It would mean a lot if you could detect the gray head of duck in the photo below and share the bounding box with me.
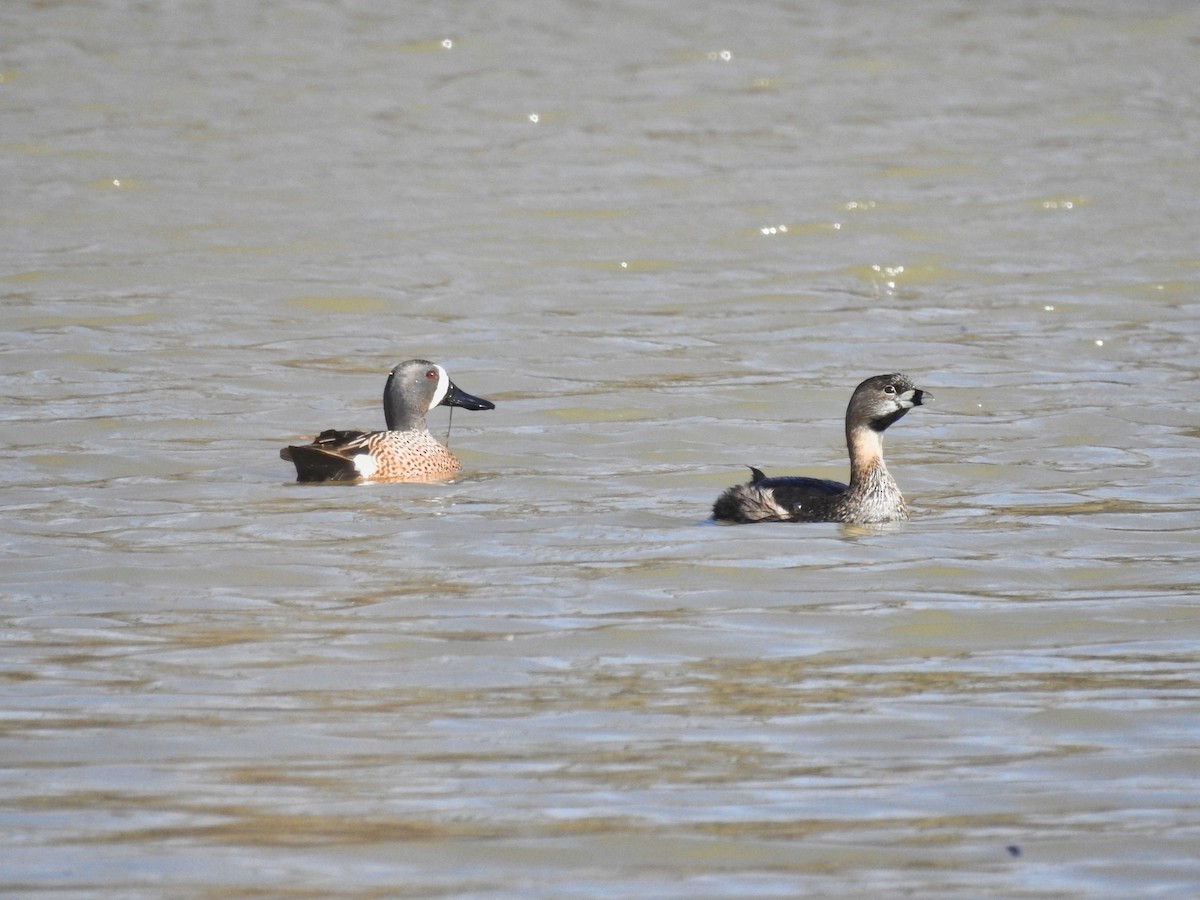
[848,373,930,434]
[383,359,495,431]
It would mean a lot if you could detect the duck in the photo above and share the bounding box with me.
[281,359,495,483]
[712,373,929,524]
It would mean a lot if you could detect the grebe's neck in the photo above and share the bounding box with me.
[846,424,886,485]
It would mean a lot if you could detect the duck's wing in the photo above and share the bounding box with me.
[280,429,373,481]
[311,428,370,447]
[280,429,370,460]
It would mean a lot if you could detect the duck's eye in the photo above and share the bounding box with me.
[883,384,896,395]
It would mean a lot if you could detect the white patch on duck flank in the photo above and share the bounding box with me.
[352,452,379,479]
[428,364,450,411]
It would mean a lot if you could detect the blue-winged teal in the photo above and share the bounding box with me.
[713,373,929,524]
[281,359,495,483]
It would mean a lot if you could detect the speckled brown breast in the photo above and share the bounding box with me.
[359,430,463,482]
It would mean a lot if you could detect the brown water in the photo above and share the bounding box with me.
[4,2,1200,896]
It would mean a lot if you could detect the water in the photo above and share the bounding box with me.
[4,1,1200,896]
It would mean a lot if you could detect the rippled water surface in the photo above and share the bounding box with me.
[4,1,1200,896]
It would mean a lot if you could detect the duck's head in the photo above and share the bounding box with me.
[383,359,495,430]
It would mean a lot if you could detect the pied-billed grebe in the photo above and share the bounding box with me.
[712,373,929,524]
[281,359,495,483]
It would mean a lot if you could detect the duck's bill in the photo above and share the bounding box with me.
[442,382,495,411]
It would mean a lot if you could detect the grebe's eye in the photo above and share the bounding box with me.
[883,384,896,395]
[426,369,438,380]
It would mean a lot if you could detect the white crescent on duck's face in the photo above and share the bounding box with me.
[428,364,450,411]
